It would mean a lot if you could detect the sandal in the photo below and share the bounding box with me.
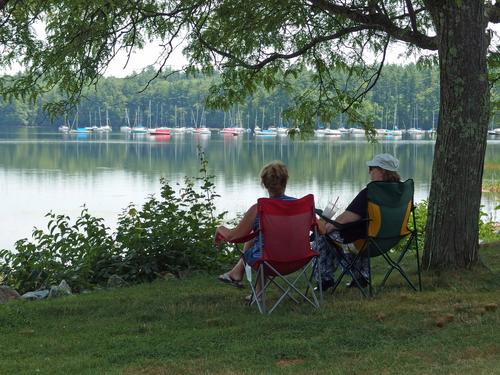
[217,273,243,288]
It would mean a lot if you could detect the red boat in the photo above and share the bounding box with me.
[148,128,171,135]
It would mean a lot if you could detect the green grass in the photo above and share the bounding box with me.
[1,246,500,375]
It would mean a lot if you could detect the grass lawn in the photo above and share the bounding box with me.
[1,245,499,375]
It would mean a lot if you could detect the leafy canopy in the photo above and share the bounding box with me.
[0,1,498,127]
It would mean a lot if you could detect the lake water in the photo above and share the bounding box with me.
[1,127,499,251]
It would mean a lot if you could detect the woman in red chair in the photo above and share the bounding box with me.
[216,160,294,288]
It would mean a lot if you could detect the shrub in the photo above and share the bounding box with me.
[409,200,500,249]
[114,152,235,282]
[0,150,236,293]
[478,203,500,242]
[0,208,116,293]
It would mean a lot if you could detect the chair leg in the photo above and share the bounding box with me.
[331,252,369,297]
[250,265,266,314]
[368,249,373,297]
[305,258,321,303]
[249,259,323,314]
[378,242,418,291]
[265,261,320,313]
[260,266,266,314]
[314,257,323,305]
[414,233,423,291]
[411,210,423,292]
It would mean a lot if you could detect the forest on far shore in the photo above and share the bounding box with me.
[0,63,497,130]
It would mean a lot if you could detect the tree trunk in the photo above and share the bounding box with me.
[423,1,490,269]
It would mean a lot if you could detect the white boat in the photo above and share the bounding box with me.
[121,108,132,132]
[375,128,391,137]
[63,109,82,133]
[171,127,187,133]
[338,127,350,134]
[314,129,326,136]
[129,105,148,133]
[194,127,211,134]
[494,128,500,135]
[97,109,112,132]
[407,127,425,134]
[277,127,289,135]
[324,128,341,137]
[96,125,112,132]
[392,129,403,137]
[231,127,247,134]
[390,105,402,137]
[131,126,148,134]
[348,127,365,136]
[58,113,72,132]
[255,129,277,137]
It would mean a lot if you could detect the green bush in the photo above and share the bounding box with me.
[409,200,500,248]
[0,208,116,293]
[411,200,428,251]
[0,151,237,293]
[114,153,236,283]
[479,203,500,242]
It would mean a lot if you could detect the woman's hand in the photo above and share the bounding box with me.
[325,222,335,233]
[214,225,229,244]
[317,218,327,235]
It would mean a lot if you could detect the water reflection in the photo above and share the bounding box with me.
[0,127,499,250]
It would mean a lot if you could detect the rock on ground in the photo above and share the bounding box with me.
[0,286,20,304]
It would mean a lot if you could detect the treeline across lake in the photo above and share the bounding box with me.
[0,64,495,130]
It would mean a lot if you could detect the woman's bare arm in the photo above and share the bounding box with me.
[323,210,362,233]
[216,204,258,241]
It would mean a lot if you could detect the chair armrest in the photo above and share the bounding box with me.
[331,218,370,230]
[215,231,258,244]
[316,208,367,228]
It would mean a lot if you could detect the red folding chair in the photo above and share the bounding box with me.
[221,194,322,314]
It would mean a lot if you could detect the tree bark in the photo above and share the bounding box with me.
[423,1,490,269]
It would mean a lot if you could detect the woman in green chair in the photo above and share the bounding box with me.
[316,153,401,291]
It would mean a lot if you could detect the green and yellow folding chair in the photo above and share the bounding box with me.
[327,179,422,296]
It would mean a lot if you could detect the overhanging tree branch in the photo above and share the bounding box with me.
[348,34,390,109]
[196,25,375,70]
[309,0,437,50]
[405,0,418,33]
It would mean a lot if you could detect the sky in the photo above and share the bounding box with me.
[101,24,499,78]
[2,23,498,78]
[104,41,188,77]
[104,40,424,78]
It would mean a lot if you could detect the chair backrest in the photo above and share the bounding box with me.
[256,194,318,275]
[365,179,415,256]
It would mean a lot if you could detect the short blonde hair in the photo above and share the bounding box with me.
[260,161,288,195]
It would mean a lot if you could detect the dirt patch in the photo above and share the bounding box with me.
[461,346,500,360]
[276,359,306,367]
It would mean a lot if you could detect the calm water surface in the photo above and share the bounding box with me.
[1,127,499,250]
